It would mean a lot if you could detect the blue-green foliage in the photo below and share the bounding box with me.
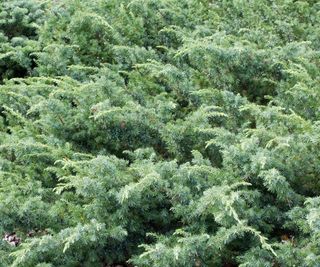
[0,0,320,266]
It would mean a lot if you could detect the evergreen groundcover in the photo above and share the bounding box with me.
[1,0,320,266]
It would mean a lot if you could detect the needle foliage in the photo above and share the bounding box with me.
[1,0,320,266]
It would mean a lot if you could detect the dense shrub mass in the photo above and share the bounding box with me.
[1,0,320,266]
